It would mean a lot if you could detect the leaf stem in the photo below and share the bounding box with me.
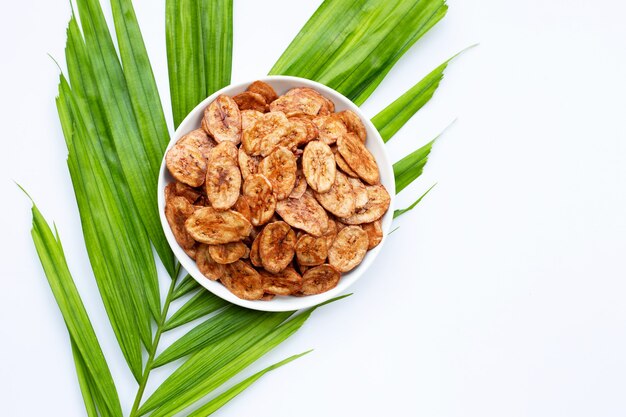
[129,275,179,417]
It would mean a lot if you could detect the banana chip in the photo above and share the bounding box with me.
[242,174,276,226]
[196,244,225,280]
[259,147,297,200]
[165,129,215,187]
[295,234,328,266]
[289,168,307,199]
[203,95,242,144]
[275,190,329,237]
[165,196,198,254]
[242,111,289,155]
[337,133,380,185]
[337,110,366,142]
[300,264,341,295]
[246,80,278,104]
[328,226,368,272]
[289,116,318,143]
[286,87,334,115]
[233,91,267,112]
[249,232,263,267]
[313,170,355,218]
[221,260,264,300]
[241,110,264,132]
[259,221,296,273]
[185,207,252,244]
[205,143,241,210]
[232,196,253,223]
[312,115,347,145]
[333,146,358,177]
[339,184,390,225]
[209,241,248,264]
[261,267,302,296]
[270,92,323,117]
[165,181,203,204]
[238,147,261,180]
[347,176,368,209]
[362,220,383,250]
[302,140,336,193]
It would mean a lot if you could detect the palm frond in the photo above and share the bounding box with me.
[394,184,436,219]
[270,0,447,105]
[394,138,436,194]
[172,274,202,300]
[163,291,228,331]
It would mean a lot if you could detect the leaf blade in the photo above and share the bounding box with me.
[394,184,436,219]
[164,290,228,331]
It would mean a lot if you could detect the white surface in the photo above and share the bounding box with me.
[1,0,625,416]
[159,75,395,312]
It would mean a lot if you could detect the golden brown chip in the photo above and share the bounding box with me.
[259,293,276,301]
[242,111,290,155]
[289,168,307,199]
[165,196,197,254]
[300,264,341,295]
[259,147,297,200]
[246,80,278,104]
[203,95,242,144]
[238,147,261,180]
[313,170,356,218]
[295,234,328,266]
[269,92,323,117]
[205,144,241,210]
[362,220,383,250]
[339,184,390,225]
[323,218,338,249]
[288,116,318,143]
[249,232,263,267]
[242,174,276,226]
[232,196,253,223]
[259,221,296,274]
[347,176,368,209]
[210,140,238,161]
[337,133,380,185]
[209,241,248,264]
[275,190,329,237]
[241,110,264,132]
[165,181,203,204]
[260,267,302,296]
[302,141,336,193]
[327,226,368,272]
[196,244,225,280]
[185,207,252,244]
[221,260,264,300]
[337,110,366,142]
[233,91,267,112]
[333,146,358,177]
[285,87,334,115]
[276,122,308,152]
[165,129,215,187]
[312,115,347,145]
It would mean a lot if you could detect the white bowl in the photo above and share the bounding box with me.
[158,76,395,312]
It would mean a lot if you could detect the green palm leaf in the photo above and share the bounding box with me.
[27,198,122,417]
[172,274,202,300]
[394,138,436,194]
[271,0,447,105]
[394,184,436,219]
[163,290,228,331]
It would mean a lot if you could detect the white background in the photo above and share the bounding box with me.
[1,0,625,416]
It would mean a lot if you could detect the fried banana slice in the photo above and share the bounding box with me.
[337,133,380,185]
[233,91,267,112]
[196,244,224,280]
[209,241,248,264]
[347,176,368,209]
[289,115,318,143]
[275,190,329,237]
[270,91,323,117]
[289,168,307,199]
[328,226,368,272]
[312,115,347,145]
[203,95,242,144]
[295,234,328,266]
[333,146,358,177]
[300,264,340,295]
[242,111,289,155]
[238,147,261,180]
[165,195,198,254]
[259,221,296,274]
[165,129,215,187]
[185,207,252,244]
[246,80,278,104]
[249,232,263,267]
[232,195,253,223]
[260,267,302,296]
[337,110,366,142]
[302,141,336,193]
[323,218,338,249]
[241,109,264,132]
[165,181,203,204]
[205,143,241,210]
[243,174,276,226]
[259,146,297,200]
[339,184,390,225]
[362,220,383,250]
[313,170,356,218]
[221,260,264,300]
[285,87,334,115]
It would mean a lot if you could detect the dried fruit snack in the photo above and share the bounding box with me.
[164,80,390,300]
